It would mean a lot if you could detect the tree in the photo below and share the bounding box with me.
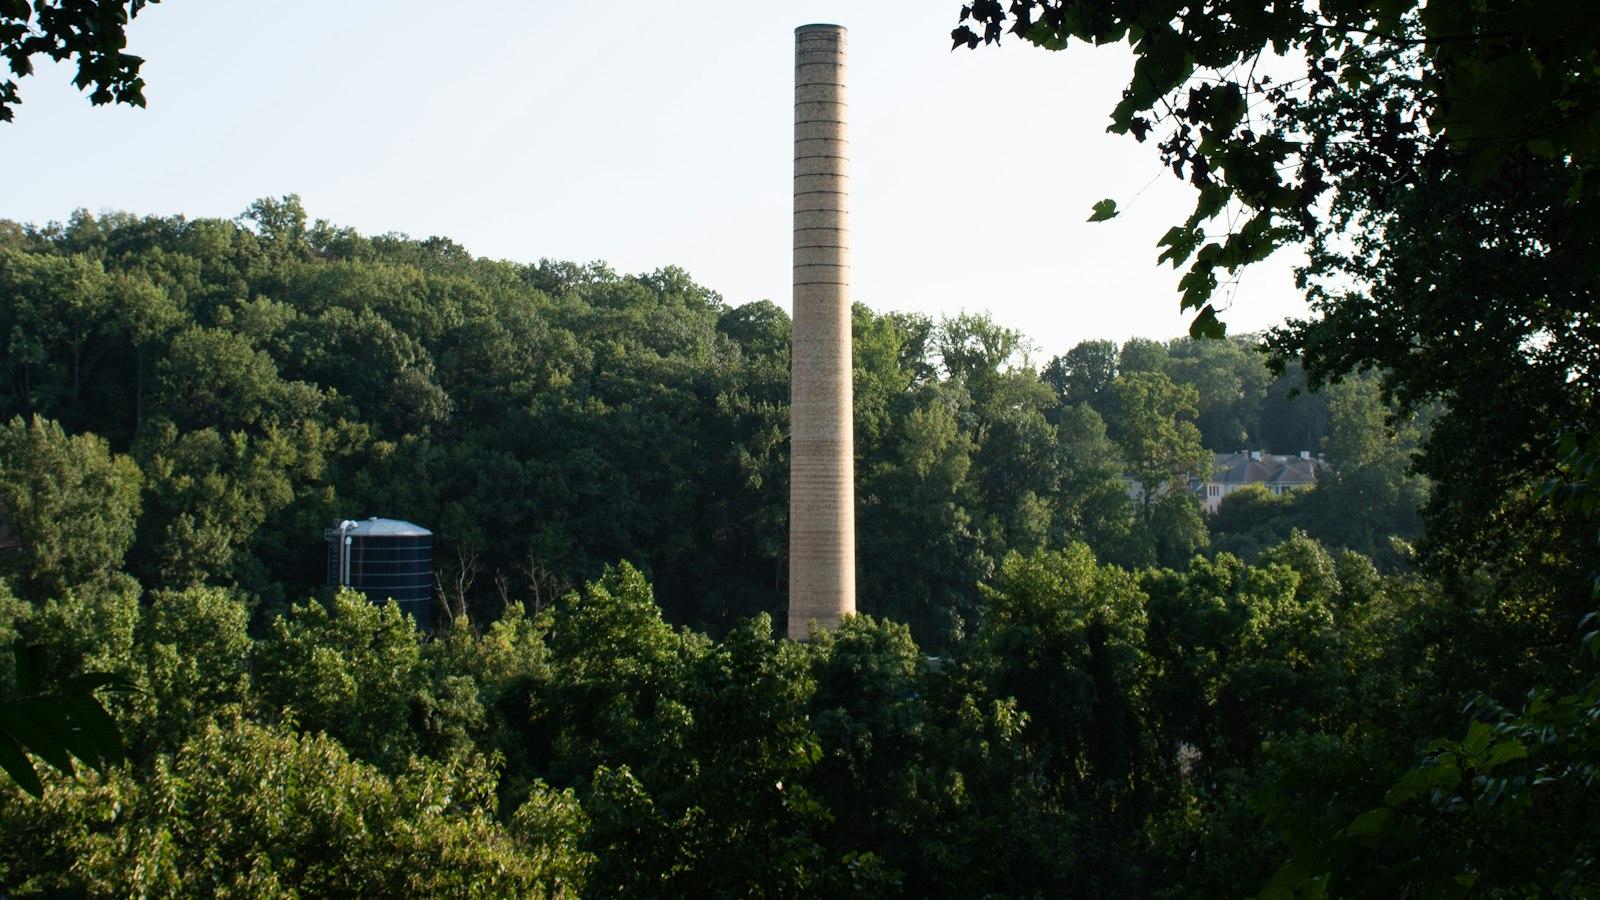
[532,562,691,787]
[0,719,588,896]
[979,546,1147,786]
[857,381,984,646]
[254,589,426,767]
[1106,371,1208,520]
[974,545,1149,896]
[0,0,162,123]
[1209,483,1303,562]
[1274,159,1594,603]
[1207,377,1428,570]
[128,585,251,756]
[968,369,1060,558]
[1052,401,1136,560]
[806,614,925,856]
[1118,337,1168,376]
[11,196,1563,892]
[1145,490,1209,569]
[636,614,829,897]
[953,1,1600,336]
[951,19,1598,887]
[951,0,1598,593]
[0,250,116,431]
[0,415,140,603]
[422,601,553,783]
[934,311,1025,393]
[1165,337,1271,451]
[1258,361,1333,455]
[1137,538,1384,895]
[1301,378,1425,567]
[1042,339,1118,415]
[131,422,311,591]
[1261,415,1600,899]
[153,327,304,433]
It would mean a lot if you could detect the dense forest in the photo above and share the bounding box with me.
[0,199,1426,639]
[0,199,1586,896]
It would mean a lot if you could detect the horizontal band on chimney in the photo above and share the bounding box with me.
[794,138,848,153]
[793,226,849,238]
[795,83,847,101]
[793,209,847,231]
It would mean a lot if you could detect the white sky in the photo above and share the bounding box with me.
[3,0,1309,357]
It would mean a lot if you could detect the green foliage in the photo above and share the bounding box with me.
[1106,370,1208,516]
[255,589,424,767]
[1165,337,1272,451]
[1305,380,1426,568]
[953,0,1597,626]
[583,614,833,897]
[0,415,140,602]
[1051,401,1137,561]
[1042,338,1118,414]
[1211,484,1303,561]
[0,719,585,896]
[422,603,553,779]
[1144,491,1210,570]
[0,644,131,798]
[20,576,140,680]
[1263,692,1600,898]
[0,1,163,123]
[1264,425,1600,897]
[128,585,250,755]
[1201,375,1427,570]
[807,614,924,835]
[978,546,1147,791]
[1118,337,1170,376]
[0,199,1535,893]
[1,203,1437,647]
[535,562,691,785]
[959,0,1597,331]
[133,422,311,591]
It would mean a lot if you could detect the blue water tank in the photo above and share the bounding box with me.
[325,518,434,629]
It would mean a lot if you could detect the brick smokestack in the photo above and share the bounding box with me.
[789,23,855,639]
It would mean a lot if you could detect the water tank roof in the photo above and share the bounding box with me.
[340,517,432,537]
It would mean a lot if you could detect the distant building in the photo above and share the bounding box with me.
[1196,450,1330,513]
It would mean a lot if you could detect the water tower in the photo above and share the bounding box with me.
[325,517,434,629]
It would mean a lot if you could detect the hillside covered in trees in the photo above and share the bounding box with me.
[0,201,1588,895]
[0,199,1424,641]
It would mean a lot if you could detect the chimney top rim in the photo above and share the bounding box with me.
[796,23,847,33]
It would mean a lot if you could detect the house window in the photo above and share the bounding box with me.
[1208,485,1220,497]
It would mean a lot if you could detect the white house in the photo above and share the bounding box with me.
[1195,450,1330,513]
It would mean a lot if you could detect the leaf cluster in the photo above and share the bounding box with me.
[0,0,159,122]
[0,644,130,797]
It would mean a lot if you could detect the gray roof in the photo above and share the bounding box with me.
[338,517,432,537]
[1209,452,1329,486]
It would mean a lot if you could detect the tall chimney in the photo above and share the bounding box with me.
[789,24,855,639]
